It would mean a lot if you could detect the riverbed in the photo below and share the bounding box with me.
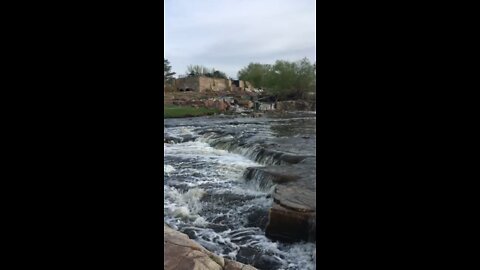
[164,112,316,270]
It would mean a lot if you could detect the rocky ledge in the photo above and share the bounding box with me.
[164,224,257,270]
[266,184,316,242]
[244,165,316,243]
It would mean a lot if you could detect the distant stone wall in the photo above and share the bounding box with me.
[232,80,253,91]
[198,77,230,92]
[175,76,231,92]
[175,77,200,91]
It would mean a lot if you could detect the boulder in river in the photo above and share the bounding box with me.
[266,185,316,242]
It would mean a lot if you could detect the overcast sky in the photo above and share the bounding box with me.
[165,0,315,79]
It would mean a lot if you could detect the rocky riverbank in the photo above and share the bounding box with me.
[165,224,257,270]
[164,90,315,118]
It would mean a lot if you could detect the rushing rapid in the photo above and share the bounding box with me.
[164,113,316,270]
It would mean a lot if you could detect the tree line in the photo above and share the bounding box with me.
[164,59,229,81]
[238,58,316,100]
[186,65,228,79]
[164,57,316,100]
[164,58,176,83]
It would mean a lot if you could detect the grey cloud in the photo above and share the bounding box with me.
[165,0,315,78]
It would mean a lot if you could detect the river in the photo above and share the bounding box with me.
[164,112,316,270]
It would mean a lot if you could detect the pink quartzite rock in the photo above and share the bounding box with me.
[266,185,316,242]
[164,224,258,270]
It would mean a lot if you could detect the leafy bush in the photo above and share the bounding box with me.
[238,58,316,100]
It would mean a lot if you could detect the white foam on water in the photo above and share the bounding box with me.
[164,186,206,223]
[192,227,241,259]
[172,206,191,218]
[226,185,272,197]
[164,139,262,189]
[164,164,175,174]
[183,188,206,213]
[277,242,316,270]
[190,226,315,270]
[165,140,237,159]
[193,216,207,226]
[165,126,196,137]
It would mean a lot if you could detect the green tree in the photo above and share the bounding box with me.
[267,60,298,99]
[237,58,315,100]
[186,65,228,79]
[211,70,227,79]
[292,58,316,99]
[187,65,209,76]
[164,58,176,83]
[238,63,271,88]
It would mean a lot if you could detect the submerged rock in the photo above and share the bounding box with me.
[253,255,284,270]
[246,208,270,230]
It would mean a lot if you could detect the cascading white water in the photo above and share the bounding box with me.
[164,116,316,270]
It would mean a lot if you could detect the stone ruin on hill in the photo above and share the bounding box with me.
[172,76,253,92]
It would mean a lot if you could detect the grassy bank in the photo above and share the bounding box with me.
[164,105,219,118]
